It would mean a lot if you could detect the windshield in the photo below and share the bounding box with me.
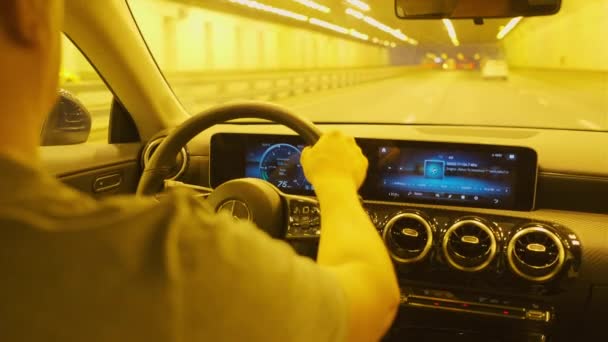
[127,0,608,131]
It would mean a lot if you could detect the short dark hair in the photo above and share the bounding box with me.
[0,0,26,44]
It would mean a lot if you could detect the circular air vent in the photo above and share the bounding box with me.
[383,213,433,263]
[442,219,497,272]
[507,226,566,282]
[141,137,188,180]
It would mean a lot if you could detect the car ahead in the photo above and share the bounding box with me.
[442,58,457,70]
[482,59,510,80]
[23,0,608,341]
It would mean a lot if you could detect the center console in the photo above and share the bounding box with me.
[285,198,582,341]
[209,133,584,341]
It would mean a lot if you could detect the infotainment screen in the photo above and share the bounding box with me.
[210,134,538,211]
[361,142,537,210]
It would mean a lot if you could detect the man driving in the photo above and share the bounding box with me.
[0,0,399,341]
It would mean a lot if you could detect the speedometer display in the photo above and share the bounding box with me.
[259,144,306,189]
[250,143,310,191]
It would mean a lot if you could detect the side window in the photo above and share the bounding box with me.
[43,35,112,145]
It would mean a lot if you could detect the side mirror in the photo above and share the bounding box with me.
[40,89,92,146]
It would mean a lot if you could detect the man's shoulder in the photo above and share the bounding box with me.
[0,174,213,235]
[90,187,221,233]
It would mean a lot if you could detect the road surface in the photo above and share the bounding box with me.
[84,69,608,142]
[275,69,608,131]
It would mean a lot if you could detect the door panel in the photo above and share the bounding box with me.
[41,143,142,198]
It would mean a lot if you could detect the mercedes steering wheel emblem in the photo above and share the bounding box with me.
[218,199,252,221]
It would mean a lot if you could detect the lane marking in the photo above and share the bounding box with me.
[403,114,417,123]
[578,119,602,130]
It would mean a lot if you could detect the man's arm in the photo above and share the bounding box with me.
[302,131,400,342]
[172,196,350,342]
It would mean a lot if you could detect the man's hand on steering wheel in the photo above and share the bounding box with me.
[301,130,368,192]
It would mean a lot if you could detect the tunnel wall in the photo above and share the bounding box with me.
[503,0,608,71]
[62,0,391,75]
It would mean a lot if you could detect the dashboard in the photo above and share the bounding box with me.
[210,133,538,210]
[177,125,608,342]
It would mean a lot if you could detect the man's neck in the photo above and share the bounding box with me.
[0,144,40,169]
[0,105,42,169]
[0,41,51,169]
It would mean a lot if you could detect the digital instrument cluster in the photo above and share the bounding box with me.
[244,142,313,192]
[210,133,538,211]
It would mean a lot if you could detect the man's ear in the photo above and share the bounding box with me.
[11,0,49,47]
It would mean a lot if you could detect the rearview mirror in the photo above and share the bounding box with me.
[40,89,92,146]
[395,0,561,19]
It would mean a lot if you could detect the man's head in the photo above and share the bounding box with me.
[0,0,63,159]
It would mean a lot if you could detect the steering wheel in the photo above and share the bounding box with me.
[137,101,322,239]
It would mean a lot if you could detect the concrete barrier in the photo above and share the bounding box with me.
[60,65,419,142]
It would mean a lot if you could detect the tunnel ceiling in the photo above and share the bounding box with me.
[322,0,512,45]
[182,0,513,46]
[394,17,512,44]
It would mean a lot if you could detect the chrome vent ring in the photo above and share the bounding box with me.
[383,213,433,264]
[507,226,566,282]
[443,219,497,272]
[142,137,188,180]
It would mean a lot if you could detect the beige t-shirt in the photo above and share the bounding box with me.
[0,156,347,341]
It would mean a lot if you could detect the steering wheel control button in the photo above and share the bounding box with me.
[287,198,321,238]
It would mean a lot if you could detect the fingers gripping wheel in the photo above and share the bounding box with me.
[136,101,322,238]
[300,132,368,190]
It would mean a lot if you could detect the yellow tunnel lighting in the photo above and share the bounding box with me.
[345,7,365,19]
[364,16,395,36]
[309,17,349,34]
[393,29,407,41]
[349,29,369,41]
[230,0,372,44]
[346,0,371,11]
[497,16,523,39]
[369,39,396,47]
[292,0,331,14]
[229,0,308,21]
[345,8,416,44]
[442,18,460,46]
